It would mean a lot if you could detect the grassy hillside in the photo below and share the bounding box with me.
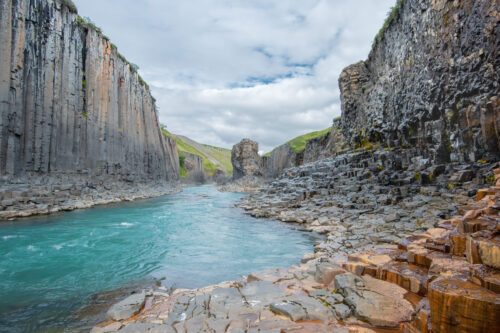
[263,127,332,156]
[162,128,232,177]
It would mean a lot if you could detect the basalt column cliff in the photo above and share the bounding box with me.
[340,0,499,163]
[0,0,180,218]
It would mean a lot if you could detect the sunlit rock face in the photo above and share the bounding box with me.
[340,0,500,164]
[0,0,179,182]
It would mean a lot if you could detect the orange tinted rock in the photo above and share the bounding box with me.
[466,233,500,269]
[407,246,451,268]
[428,278,500,333]
[463,218,494,233]
[398,234,430,251]
[470,265,500,294]
[377,262,428,295]
[410,298,431,333]
[449,231,467,256]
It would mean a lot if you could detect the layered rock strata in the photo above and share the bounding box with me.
[339,0,500,163]
[0,0,179,218]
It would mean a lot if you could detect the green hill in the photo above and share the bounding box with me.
[161,127,232,178]
[263,127,332,156]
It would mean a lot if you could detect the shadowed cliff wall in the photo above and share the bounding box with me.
[0,0,179,182]
[340,0,499,164]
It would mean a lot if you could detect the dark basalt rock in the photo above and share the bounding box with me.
[339,0,500,164]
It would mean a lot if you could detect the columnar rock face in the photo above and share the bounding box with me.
[262,144,299,179]
[340,0,499,164]
[0,0,179,182]
[231,139,262,180]
[263,121,345,179]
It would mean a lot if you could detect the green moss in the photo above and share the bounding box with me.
[485,174,495,184]
[180,166,187,178]
[447,183,454,190]
[429,173,435,182]
[378,165,385,171]
[82,113,89,119]
[414,172,421,181]
[82,80,86,88]
[477,159,488,164]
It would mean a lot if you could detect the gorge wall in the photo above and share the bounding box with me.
[0,0,179,183]
[340,0,499,164]
[261,120,344,179]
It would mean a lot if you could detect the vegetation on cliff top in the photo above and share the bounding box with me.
[162,128,232,177]
[61,0,78,13]
[75,12,153,99]
[263,127,332,156]
[371,0,405,51]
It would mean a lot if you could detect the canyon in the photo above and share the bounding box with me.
[93,0,500,332]
[0,0,499,332]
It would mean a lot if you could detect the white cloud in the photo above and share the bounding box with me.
[73,0,394,152]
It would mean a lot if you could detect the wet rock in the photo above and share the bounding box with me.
[107,292,146,321]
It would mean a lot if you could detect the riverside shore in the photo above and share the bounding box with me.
[91,153,500,332]
[0,177,181,221]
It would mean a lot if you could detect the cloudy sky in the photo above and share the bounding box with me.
[73,0,394,152]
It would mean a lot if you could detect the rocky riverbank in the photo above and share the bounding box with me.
[91,156,499,332]
[0,176,180,220]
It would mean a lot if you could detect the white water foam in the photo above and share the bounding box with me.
[120,222,134,227]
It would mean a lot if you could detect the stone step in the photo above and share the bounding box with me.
[428,278,500,333]
[376,262,428,296]
[470,265,500,294]
[466,232,500,269]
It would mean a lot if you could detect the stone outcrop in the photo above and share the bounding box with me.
[0,0,179,218]
[339,0,499,164]
[231,138,262,179]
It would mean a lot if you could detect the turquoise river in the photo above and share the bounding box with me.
[0,185,318,332]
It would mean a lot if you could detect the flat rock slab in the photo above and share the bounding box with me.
[107,292,146,321]
[270,296,335,322]
[334,274,413,327]
[118,323,175,333]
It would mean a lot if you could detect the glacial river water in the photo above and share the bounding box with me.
[0,185,318,332]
